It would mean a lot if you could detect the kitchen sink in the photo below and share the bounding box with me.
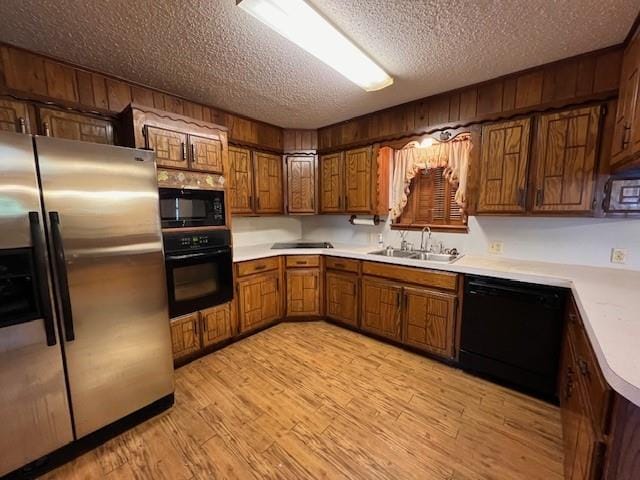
[368,249,460,263]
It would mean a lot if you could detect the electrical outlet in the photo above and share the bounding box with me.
[489,241,504,255]
[611,248,627,264]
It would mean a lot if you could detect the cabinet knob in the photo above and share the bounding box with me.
[181,142,187,161]
[18,117,27,134]
[42,122,51,137]
[191,143,196,162]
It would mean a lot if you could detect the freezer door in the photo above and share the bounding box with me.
[35,136,174,438]
[0,131,73,476]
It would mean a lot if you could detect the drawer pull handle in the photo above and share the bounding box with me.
[295,260,306,265]
[578,358,590,377]
[333,263,346,268]
[254,265,267,271]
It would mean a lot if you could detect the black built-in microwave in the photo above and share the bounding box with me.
[159,188,225,228]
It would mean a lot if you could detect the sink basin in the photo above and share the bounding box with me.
[368,249,418,258]
[368,249,460,263]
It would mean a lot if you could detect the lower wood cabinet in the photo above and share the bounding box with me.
[286,268,321,317]
[361,277,402,340]
[237,270,281,333]
[170,312,201,361]
[200,303,235,347]
[402,287,456,358]
[325,271,358,326]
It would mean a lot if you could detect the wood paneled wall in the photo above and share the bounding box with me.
[283,129,318,152]
[0,43,283,151]
[317,47,623,151]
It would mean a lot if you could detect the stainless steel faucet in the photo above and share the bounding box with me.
[420,226,432,252]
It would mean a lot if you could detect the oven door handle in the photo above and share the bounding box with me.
[165,248,230,261]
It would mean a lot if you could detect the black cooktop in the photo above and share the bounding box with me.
[271,242,334,249]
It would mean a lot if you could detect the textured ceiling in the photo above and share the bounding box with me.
[0,0,636,128]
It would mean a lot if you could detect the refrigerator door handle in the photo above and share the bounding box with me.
[28,211,57,346]
[49,211,75,342]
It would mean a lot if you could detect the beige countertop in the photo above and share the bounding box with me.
[233,242,640,408]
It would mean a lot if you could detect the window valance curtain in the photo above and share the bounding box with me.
[389,134,472,220]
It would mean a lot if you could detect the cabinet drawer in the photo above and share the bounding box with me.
[237,257,280,277]
[326,256,360,273]
[567,301,612,435]
[362,261,458,292]
[285,255,320,268]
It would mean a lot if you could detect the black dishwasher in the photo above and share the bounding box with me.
[460,275,567,400]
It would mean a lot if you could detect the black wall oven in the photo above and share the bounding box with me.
[163,230,233,318]
[159,187,225,228]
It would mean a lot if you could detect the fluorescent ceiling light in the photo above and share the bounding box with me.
[237,0,393,92]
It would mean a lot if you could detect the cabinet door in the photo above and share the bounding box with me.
[345,146,373,213]
[254,152,284,214]
[532,106,602,213]
[39,107,114,144]
[237,271,281,333]
[402,287,456,359]
[611,36,640,167]
[286,154,316,213]
[559,333,581,480]
[320,152,344,212]
[0,98,31,133]
[200,303,235,347]
[286,268,320,316]
[189,134,224,173]
[170,312,201,361]
[326,271,358,326]
[228,145,254,214]
[361,277,402,340]
[145,125,188,169]
[478,118,531,213]
[570,386,604,480]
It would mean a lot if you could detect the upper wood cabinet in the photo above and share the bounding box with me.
[610,29,640,171]
[344,146,374,212]
[477,118,531,213]
[254,152,284,214]
[320,152,344,212]
[361,277,402,341]
[286,154,316,214]
[121,104,228,174]
[190,134,224,173]
[531,106,602,213]
[39,107,115,144]
[228,145,254,214]
[402,287,456,359]
[319,146,388,215]
[0,98,31,133]
[145,126,188,169]
[325,271,358,327]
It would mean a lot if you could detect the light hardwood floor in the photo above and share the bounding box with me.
[43,322,564,480]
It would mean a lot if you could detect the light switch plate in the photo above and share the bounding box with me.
[611,248,627,264]
[489,241,504,254]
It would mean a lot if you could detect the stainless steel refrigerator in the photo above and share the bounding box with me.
[0,131,174,476]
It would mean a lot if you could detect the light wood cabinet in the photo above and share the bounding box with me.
[228,145,254,214]
[477,118,531,213]
[190,134,224,173]
[361,277,402,340]
[39,107,115,144]
[286,268,321,317]
[254,151,284,214]
[200,303,235,347]
[286,154,316,214]
[170,312,201,361]
[0,97,31,133]
[531,106,602,213]
[402,287,456,359]
[320,152,344,212]
[325,271,358,327]
[122,103,228,174]
[611,29,640,171]
[344,146,373,212]
[145,125,188,169]
[237,271,281,333]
